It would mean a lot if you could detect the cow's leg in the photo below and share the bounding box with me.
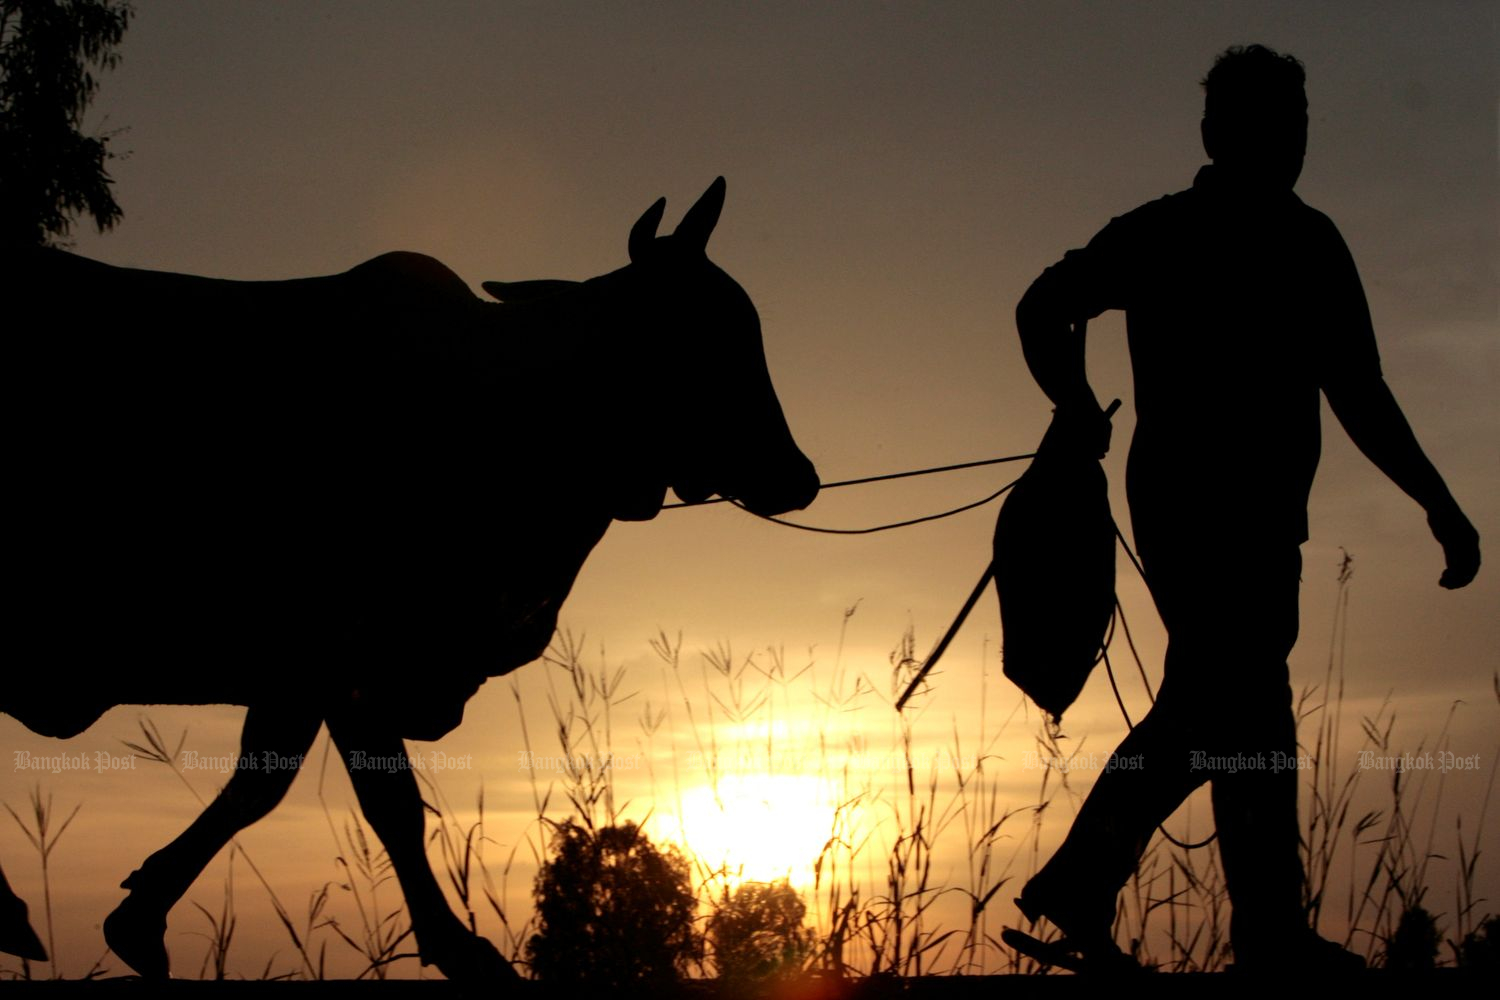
[102,705,321,978]
[0,862,48,961]
[325,711,515,981]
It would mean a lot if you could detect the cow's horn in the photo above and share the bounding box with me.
[673,177,726,253]
[629,197,667,263]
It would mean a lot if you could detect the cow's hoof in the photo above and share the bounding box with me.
[103,896,169,978]
[0,893,47,961]
[420,928,519,982]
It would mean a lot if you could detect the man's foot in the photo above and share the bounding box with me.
[1004,926,1144,974]
[1015,880,1117,945]
[1229,930,1366,975]
[1011,891,1141,973]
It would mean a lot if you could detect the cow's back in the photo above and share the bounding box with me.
[8,248,539,714]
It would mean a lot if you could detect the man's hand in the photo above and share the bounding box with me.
[1050,399,1118,461]
[1324,376,1478,589]
[1428,502,1480,589]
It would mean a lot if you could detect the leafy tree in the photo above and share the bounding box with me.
[708,878,815,984]
[526,820,702,986]
[0,0,132,246]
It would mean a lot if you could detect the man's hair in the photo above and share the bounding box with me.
[1202,44,1306,118]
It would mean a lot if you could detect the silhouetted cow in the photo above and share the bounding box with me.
[1,179,818,979]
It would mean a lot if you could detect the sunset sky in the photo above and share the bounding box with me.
[3,0,1495,979]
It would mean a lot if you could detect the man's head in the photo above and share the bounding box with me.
[1200,45,1308,192]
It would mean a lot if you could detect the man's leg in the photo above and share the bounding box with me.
[1016,522,1215,951]
[1200,545,1307,959]
[1203,548,1360,969]
[1017,644,1214,946]
[1212,714,1305,961]
[1016,534,1306,958]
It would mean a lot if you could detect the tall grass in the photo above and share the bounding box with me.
[2,559,1492,980]
[495,557,1493,977]
[3,787,85,980]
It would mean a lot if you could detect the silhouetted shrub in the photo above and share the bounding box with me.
[526,820,701,986]
[1458,914,1498,968]
[708,878,814,984]
[1385,905,1440,970]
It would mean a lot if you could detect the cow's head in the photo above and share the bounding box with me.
[486,179,819,522]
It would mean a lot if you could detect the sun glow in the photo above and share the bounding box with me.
[658,773,846,889]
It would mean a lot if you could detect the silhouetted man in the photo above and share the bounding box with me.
[1011,45,1480,972]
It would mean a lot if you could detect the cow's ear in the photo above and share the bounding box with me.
[673,177,725,253]
[629,197,667,263]
[482,279,582,303]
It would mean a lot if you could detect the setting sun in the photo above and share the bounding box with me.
[657,773,848,889]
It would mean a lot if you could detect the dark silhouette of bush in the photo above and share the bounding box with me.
[1385,905,1440,970]
[0,0,132,246]
[526,820,701,986]
[708,878,814,984]
[1457,914,1498,968]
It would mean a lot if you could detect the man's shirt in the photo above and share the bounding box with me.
[1025,165,1384,544]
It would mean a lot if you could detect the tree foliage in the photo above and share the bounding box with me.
[708,878,815,984]
[1,0,132,246]
[526,820,702,986]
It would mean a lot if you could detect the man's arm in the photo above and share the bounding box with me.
[1323,375,1480,588]
[1015,259,1112,457]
